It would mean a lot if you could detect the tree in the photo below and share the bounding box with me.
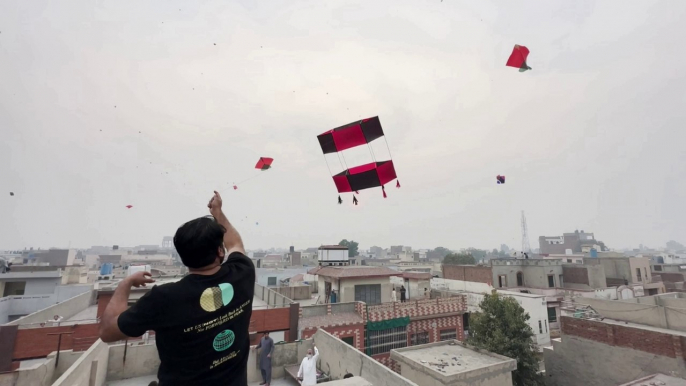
[468,293,545,386]
[428,246,452,260]
[667,240,685,251]
[443,253,475,265]
[338,239,359,257]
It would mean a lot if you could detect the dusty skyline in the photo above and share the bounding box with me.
[1,0,685,251]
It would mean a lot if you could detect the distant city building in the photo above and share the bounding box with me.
[539,230,606,255]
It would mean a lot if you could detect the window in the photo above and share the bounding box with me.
[366,326,407,355]
[516,272,523,286]
[547,275,555,288]
[548,307,557,322]
[498,275,507,288]
[341,336,354,346]
[566,259,572,263]
[559,275,564,287]
[539,320,542,334]
[355,284,382,305]
[3,281,26,296]
[644,268,648,281]
[545,320,548,333]
[636,268,642,282]
[440,329,457,341]
[267,277,277,286]
[410,331,430,346]
[654,265,662,271]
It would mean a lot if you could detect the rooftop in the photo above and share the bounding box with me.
[402,271,432,280]
[319,245,348,250]
[315,266,402,279]
[300,312,364,330]
[618,373,686,386]
[391,341,516,383]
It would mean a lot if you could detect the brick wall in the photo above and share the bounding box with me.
[563,266,590,285]
[366,297,466,322]
[657,272,686,283]
[301,323,365,351]
[408,315,464,343]
[441,265,492,285]
[13,323,100,360]
[249,308,291,333]
[561,316,686,359]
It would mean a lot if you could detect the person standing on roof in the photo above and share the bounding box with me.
[297,345,319,386]
[400,285,407,302]
[99,191,255,386]
[391,287,397,302]
[255,331,274,386]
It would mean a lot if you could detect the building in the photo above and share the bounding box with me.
[390,272,432,301]
[391,340,517,386]
[539,230,603,255]
[25,249,77,266]
[315,266,402,304]
[545,293,686,385]
[432,284,552,348]
[318,245,349,266]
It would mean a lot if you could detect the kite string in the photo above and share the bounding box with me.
[233,172,266,186]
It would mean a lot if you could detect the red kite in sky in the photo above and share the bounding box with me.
[506,45,532,72]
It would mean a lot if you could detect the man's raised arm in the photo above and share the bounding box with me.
[208,191,245,256]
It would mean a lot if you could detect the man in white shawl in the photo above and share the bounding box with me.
[297,345,319,386]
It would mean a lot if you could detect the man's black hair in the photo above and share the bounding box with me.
[343,373,353,379]
[173,216,226,269]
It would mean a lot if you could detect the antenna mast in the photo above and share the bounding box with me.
[521,210,531,253]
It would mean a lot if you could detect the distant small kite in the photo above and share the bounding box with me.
[506,45,532,72]
[9,192,14,196]
[125,205,133,209]
[497,175,506,184]
[233,185,238,190]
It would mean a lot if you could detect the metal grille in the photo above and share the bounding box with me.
[366,326,407,355]
[440,329,457,341]
[410,331,429,346]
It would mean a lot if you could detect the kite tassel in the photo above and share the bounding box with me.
[396,180,401,189]
[382,186,387,199]
[353,196,358,205]
[338,195,342,205]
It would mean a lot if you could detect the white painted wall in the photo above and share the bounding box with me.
[431,278,494,294]
[318,249,348,262]
[498,290,551,347]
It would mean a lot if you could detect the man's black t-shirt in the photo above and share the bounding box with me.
[118,252,255,386]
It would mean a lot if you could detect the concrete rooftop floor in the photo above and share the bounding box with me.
[397,343,506,376]
[106,375,299,386]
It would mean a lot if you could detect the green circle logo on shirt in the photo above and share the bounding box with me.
[200,283,234,312]
[213,330,235,352]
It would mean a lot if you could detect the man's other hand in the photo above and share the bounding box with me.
[208,191,223,217]
[127,272,155,288]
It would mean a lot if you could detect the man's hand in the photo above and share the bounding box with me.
[126,272,155,288]
[267,354,271,358]
[208,191,223,217]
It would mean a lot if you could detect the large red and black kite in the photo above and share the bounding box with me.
[317,116,400,205]
[506,45,532,72]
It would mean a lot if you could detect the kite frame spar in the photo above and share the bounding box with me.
[317,116,400,204]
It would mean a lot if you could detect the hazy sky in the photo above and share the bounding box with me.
[1,0,685,252]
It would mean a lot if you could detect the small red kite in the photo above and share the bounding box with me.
[255,157,273,171]
[506,45,532,72]
[125,205,133,209]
